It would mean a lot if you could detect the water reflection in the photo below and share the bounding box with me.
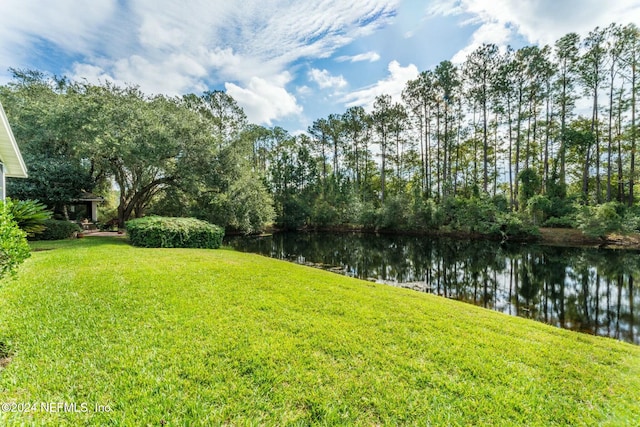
[226,232,639,344]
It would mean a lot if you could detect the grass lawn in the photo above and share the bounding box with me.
[0,237,638,426]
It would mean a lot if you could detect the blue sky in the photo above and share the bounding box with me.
[2,0,640,133]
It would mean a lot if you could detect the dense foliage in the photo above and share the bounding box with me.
[31,219,82,241]
[0,201,30,281]
[126,216,224,249]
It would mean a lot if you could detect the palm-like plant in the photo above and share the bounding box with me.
[5,199,52,237]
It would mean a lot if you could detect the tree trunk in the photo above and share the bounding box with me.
[559,63,568,188]
[593,85,601,204]
[381,130,387,204]
[514,87,523,210]
[507,97,514,207]
[443,103,449,198]
[436,104,441,198]
[425,104,431,198]
[582,144,592,203]
[607,65,616,201]
[617,86,625,202]
[630,62,637,206]
[544,84,551,193]
[482,86,489,194]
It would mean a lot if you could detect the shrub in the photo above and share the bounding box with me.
[489,212,540,240]
[575,202,626,239]
[409,197,443,230]
[126,216,224,249]
[359,202,379,230]
[309,197,340,228]
[442,197,497,234]
[543,216,576,228]
[32,219,82,240]
[518,168,541,209]
[378,195,409,230]
[337,192,362,226]
[526,195,552,226]
[6,198,52,236]
[0,202,30,281]
[491,194,510,213]
[622,210,640,233]
[438,196,539,240]
[226,176,275,234]
[279,196,309,230]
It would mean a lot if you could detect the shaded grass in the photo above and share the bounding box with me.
[0,237,638,425]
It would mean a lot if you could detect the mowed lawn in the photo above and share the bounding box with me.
[0,237,638,426]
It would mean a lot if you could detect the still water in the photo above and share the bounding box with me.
[226,232,639,344]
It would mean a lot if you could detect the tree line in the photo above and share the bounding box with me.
[258,22,640,234]
[1,22,639,237]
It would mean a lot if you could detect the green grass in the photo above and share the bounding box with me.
[0,237,638,426]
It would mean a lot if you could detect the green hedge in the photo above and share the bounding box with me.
[126,216,224,249]
[31,219,82,241]
[0,203,31,280]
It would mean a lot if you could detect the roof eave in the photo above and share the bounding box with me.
[0,101,28,178]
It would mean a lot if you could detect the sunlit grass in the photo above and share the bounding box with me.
[0,237,638,425]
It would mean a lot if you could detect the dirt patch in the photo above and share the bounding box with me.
[83,231,127,238]
[0,357,11,369]
[539,228,640,250]
[603,232,640,249]
[539,228,602,247]
[0,341,11,369]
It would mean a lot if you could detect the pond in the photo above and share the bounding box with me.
[226,232,640,345]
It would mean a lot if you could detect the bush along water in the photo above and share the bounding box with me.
[348,195,540,241]
[126,216,224,249]
[575,202,640,239]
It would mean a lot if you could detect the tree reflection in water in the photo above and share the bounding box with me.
[227,232,639,344]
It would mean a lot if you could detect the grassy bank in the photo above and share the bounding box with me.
[0,237,638,425]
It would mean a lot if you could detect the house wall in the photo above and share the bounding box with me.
[0,161,5,201]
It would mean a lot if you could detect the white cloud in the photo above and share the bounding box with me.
[0,0,118,71]
[0,0,118,48]
[308,68,348,89]
[336,51,381,62]
[69,63,115,85]
[296,85,313,97]
[138,15,188,50]
[115,0,399,77]
[0,0,400,124]
[450,21,512,63]
[429,0,640,61]
[342,60,419,110]
[225,75,303,125]
[71,53,209,95]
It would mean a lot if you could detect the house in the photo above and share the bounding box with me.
[0,101,28,200]
[70,191,104,224]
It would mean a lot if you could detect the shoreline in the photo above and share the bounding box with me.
[257,226,640,251]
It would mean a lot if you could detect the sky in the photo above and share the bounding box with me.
[2,0,640,133]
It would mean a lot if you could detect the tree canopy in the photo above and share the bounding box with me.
[0,70,273,232]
